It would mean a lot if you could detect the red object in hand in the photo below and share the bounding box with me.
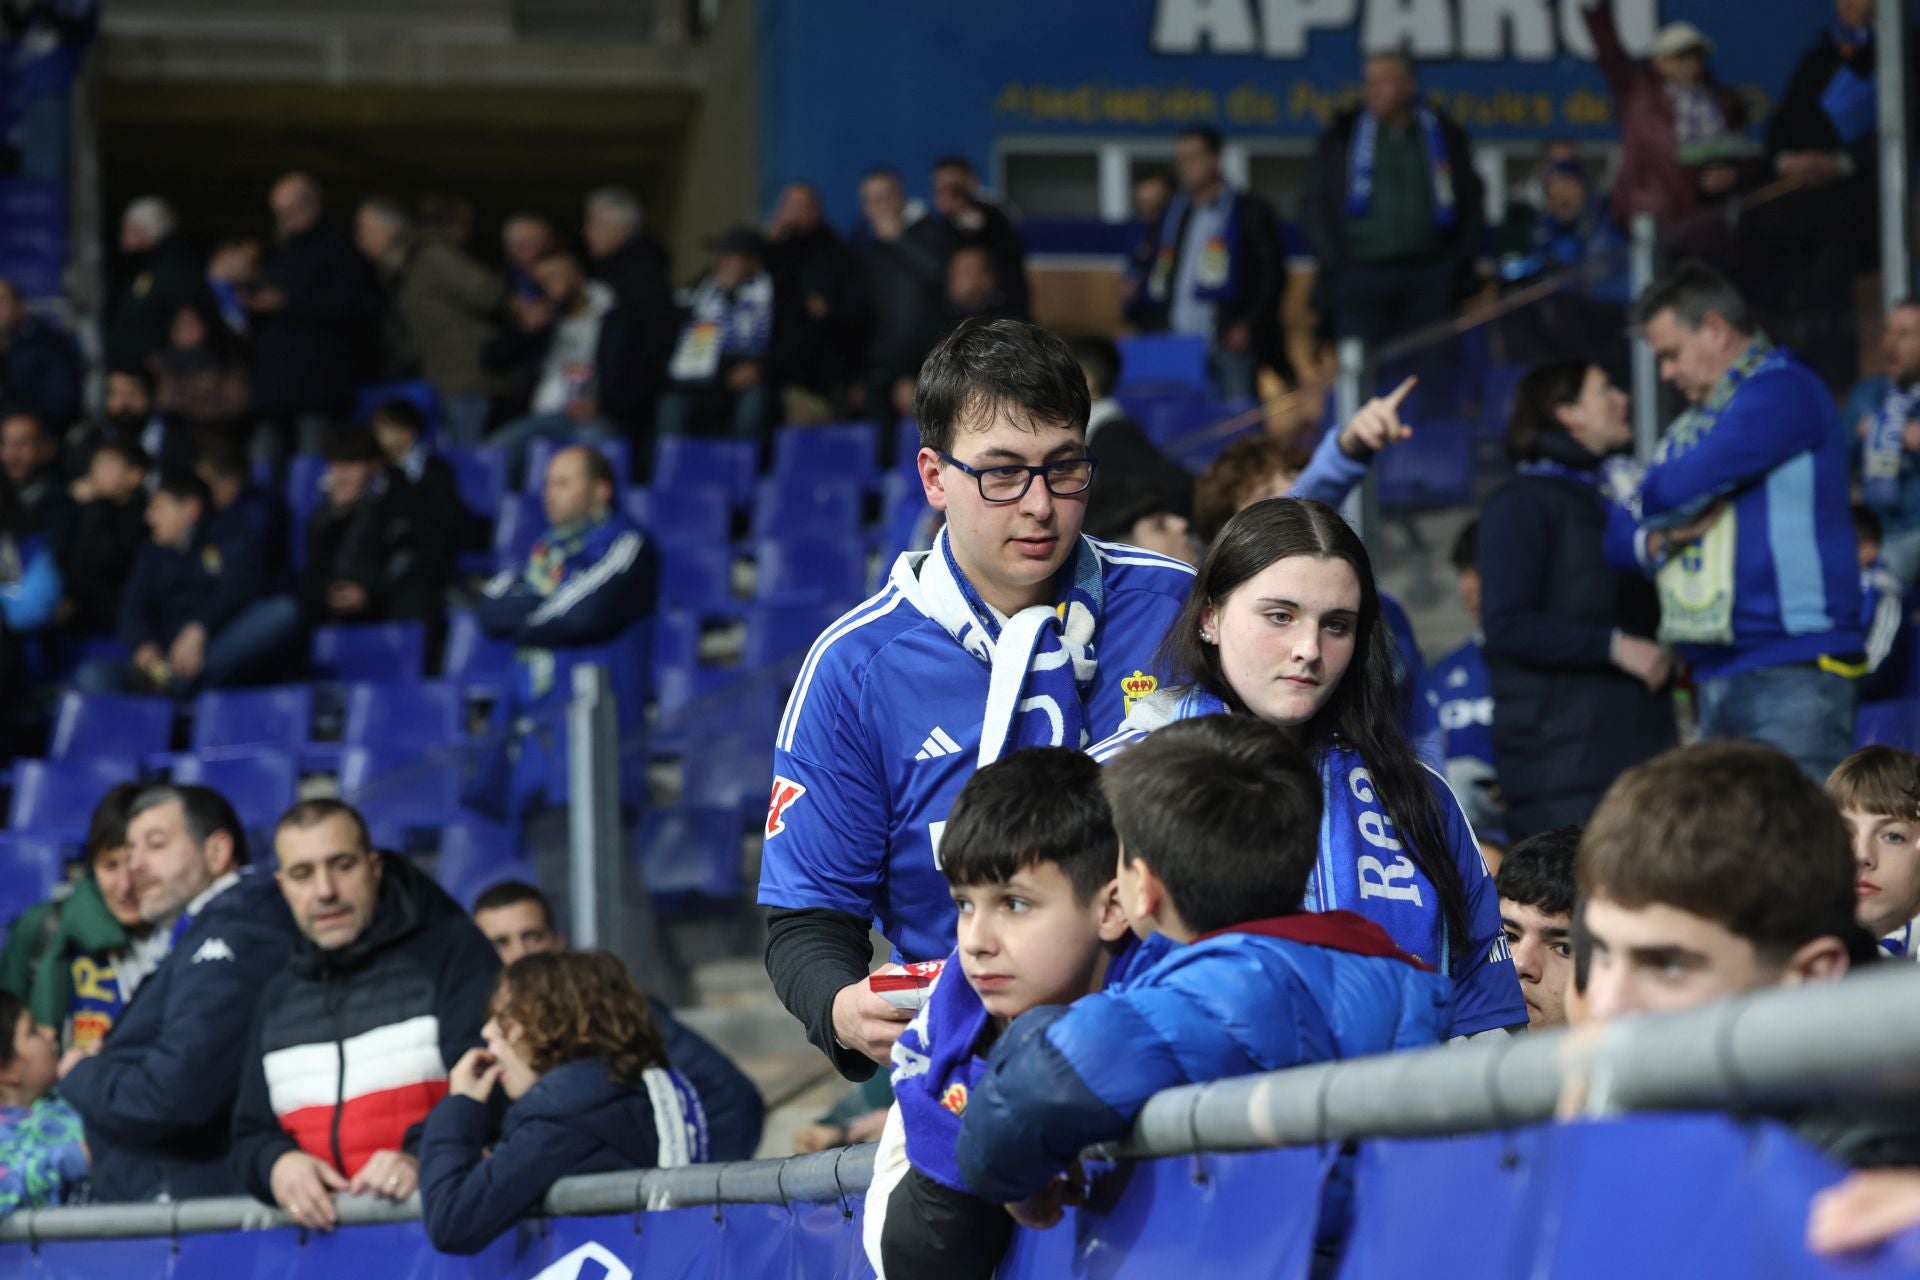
[868,960,946,1010]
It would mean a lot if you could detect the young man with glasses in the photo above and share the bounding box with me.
[759,318,1194,1081]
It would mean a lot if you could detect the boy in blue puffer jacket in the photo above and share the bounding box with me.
[956,714,1453,1211]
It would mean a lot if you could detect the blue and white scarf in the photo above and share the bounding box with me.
[1143,190,1242,305]
[894,528,1104,766]
[1346,108,1456,229]
[889,950,991,1192]
[1517,453,1643,510]
[1114,688,1454,973]
[1863,381,1920,511]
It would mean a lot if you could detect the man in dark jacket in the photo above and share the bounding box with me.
[1124,125,1285,400]
[656,229,806,444]
[582,186,676,438]
[248,173,376,460]
[1305,54,1484,356]
[852,168,952,432]
[104,197,202,371]
[57,784,299,1202]
[0,409,73,557]
[371,397,470,575]
[1071,335,1196,563]
[76,469,302,694]
[231,799,499,1231]
[929,155,1030,321]
[197,443,291,590]
[0,276,82,429]
[299,424,443,628]
[59,438,148,634]
[765,182,862,404]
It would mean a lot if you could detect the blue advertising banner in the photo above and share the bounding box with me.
[6,1117,1920,1278]
[760,0,1853,224]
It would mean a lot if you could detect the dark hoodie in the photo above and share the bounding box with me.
[229,853,500,1202]
[419,1055,710,1255]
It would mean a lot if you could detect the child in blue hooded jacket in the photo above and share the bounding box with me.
[418,949,707,1254]
[956,714,1453,1211]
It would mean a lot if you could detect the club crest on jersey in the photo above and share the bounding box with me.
[940,1083,969,1116]
[1122,669,1158,714]
[766,776,806,839]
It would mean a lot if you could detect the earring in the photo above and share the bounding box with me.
[1200,630,1215,643]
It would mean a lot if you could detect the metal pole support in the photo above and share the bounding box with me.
[1880,0,1911,309]
[1334,337,1377,542]
[566,663,624,953]
[1629,213,1660,464]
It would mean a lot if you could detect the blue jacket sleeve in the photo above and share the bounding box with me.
[1425,766,1526,1038]
[402,918,500,1155]
[1478,484,1618,670]
[512,529,656,648]
[473,567,541,638]
[418,1095,607,1256]
[1287,425,1370,509]
[0,544,61,632]
[1603,502,1654,578]
[1637,369,1830,524]
[60,918,283,1143]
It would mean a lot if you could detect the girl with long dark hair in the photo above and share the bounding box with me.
[1092,497,1523,1037]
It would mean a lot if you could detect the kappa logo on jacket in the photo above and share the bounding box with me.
[190,937,236,964]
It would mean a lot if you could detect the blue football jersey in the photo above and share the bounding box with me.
[759,538,1193,964]
[1432,640,1495,769]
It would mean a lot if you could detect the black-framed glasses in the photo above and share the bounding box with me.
[937,451,1097,503]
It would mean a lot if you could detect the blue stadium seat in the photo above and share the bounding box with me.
[1377,420,1477,510]
[769,422,878,489]
[443,446,508,516]
[654,437,758,508]
[653,610,737,719]
[893,418,922,471]
[1116,334,1209,391]
[0,834,69,926]
[442,611,514,698]
[635,805,744,904]
[525,436,634,494]
[192,685,314,755]
[747,477,863,541]
[742,601,844,668]
[492,494,545,571]
[443,856,544,913]
[339,743,470,849]
[7,757,126,837]
[352,380,444,439]
[659,541,738,613]
[625,486,731,549]
[50,692,172,768]
[342,680,464,753]
[431,816,521,891]
[311,623,427,682]
[171,748,299,838]
[750,536,867,606]
[1856,699,1920,752]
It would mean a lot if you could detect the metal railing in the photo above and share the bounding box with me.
[6,964,1919,1243]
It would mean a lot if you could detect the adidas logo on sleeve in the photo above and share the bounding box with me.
[913,727,962,761]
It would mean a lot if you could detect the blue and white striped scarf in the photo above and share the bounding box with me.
[1346,107,1456,229]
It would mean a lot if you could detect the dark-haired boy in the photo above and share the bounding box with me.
[370,397,468,581]
[58,440,148,634]
[955,715,1451,1208]
[863,746,1132,1279]
[1495,825,1577,1028]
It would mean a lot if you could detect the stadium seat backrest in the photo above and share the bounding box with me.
[443,446,508,516]
[432,816,520,890]
[311,622,427,681]
[445,856,544,913]
[1856,699,1920,753]
[654,437,757,507]
[1377,420,1476,511]
[750,536,866,607]
[338,742,470,849]
[50,692,172,765]
[770,422,878,488]
[1116,334,1209,391]
[192,685,314,754]
[659,540,738,612]
[442,611,515,688]
[171,748,298,836]
[747,477,863,540]
[491,494,544,571]
[742,601,846,668]
[342,680,464,753]
[631,485,731,549]
[635,804,744,903]
[8,758,128,836]
[0,834,69,925]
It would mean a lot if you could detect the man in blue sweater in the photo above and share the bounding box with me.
[1613,262,1863,780]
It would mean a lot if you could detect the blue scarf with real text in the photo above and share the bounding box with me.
[1346,108,1456,229]
[890,949,991,1192]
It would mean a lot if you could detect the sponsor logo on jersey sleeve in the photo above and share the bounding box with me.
[766,775,807,839]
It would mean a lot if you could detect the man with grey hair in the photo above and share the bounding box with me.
[502,211,558,299]
[580,185,676,443]
[57,784,298,1202]
[356,195,504,444]
[1610,259,1863,780]
[250,172,376,462]
[105,194,200,369]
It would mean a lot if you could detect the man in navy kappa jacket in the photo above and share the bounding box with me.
[58,784,299,1202]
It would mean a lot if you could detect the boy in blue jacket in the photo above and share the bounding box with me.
[955,714,1453,1209]
[863,746,1135,1279]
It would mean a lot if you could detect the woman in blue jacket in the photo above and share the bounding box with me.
[1092,498,1524,1038]
[418,949,709,1255]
